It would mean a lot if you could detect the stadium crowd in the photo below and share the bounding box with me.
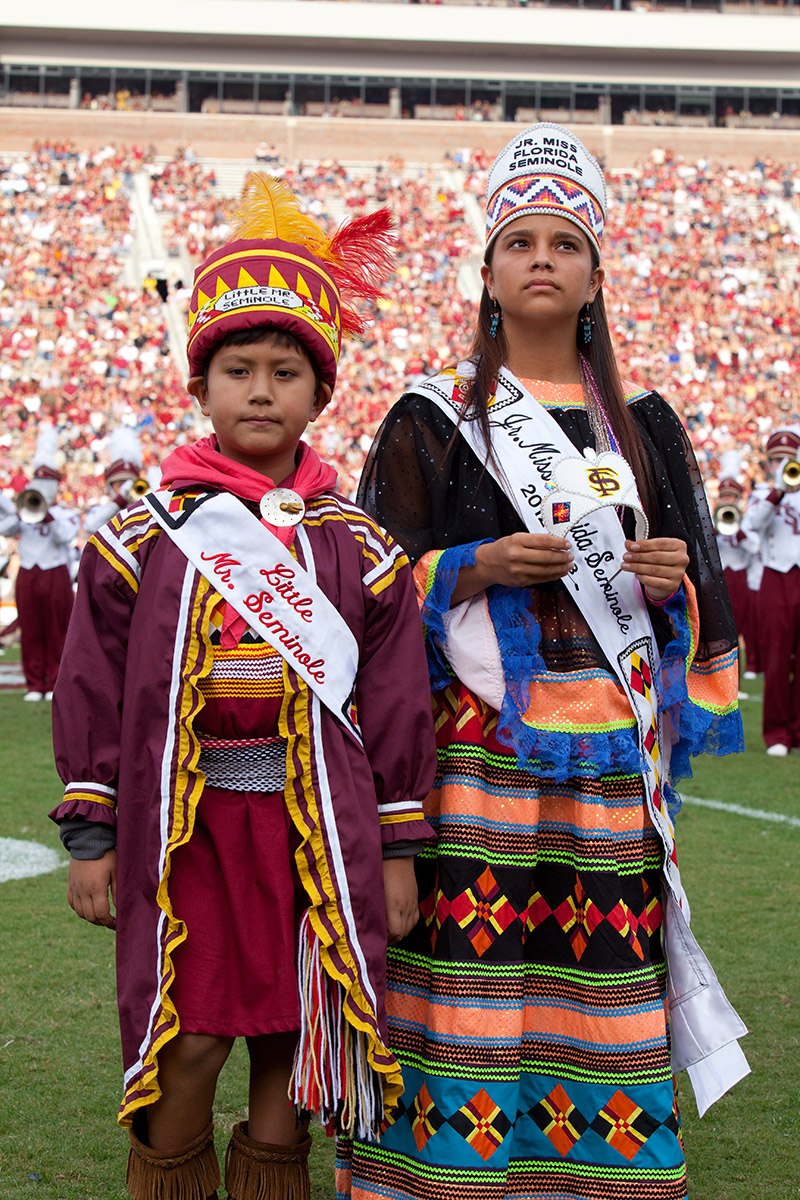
[0,143,195,518]
[1,139,799,532]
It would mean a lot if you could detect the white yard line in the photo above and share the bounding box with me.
[0,837,65,882]
[681,794,800,829]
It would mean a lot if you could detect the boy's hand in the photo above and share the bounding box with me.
[383,856,419,945]
[67,850,117,930]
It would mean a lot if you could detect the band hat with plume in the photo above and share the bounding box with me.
[766,424,800,457]
[104,426,143,488]
[718,449,745,494]
[187,173,396,386]
[485,122,606,256]
[32,422,63,483]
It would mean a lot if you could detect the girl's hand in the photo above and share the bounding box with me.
[621,537,689,603]
[451,533,573,604]
[383,856,419,945]
[479,533,574,587]
[67,850,117,929]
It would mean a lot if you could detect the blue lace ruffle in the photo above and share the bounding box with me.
[656,589,744,784]
[488,583,646,782]
[663,780,683,822]
[420,542,491,692]
[422,560,743,790]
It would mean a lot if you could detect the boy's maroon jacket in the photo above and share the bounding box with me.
[51,483,435,1129]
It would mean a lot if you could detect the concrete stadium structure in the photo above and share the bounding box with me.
[3,0,800,164]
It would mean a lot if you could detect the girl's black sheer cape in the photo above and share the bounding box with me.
[356,388,737,664]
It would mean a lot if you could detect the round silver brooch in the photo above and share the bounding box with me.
[259,487,306,526]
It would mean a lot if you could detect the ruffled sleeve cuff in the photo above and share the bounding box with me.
[645,585,681,608]
[414,541,492,691]
[48,781,118,828]
[657,585,744,783]
[377,804,435,847]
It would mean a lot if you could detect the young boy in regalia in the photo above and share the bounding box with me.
[50,175,436,1200]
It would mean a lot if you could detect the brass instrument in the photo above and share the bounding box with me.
[129,478,151,498]
[15,479,57,525]
[782,459,800,489]
[714,503,741,537]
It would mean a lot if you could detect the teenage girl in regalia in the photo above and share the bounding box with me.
[339,124,747,1200]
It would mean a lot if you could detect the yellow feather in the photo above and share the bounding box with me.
[232,172,329,252]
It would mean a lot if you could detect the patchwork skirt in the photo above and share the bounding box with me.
[337,686,686,1200]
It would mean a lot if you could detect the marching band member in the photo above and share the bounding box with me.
[83,426,149,538]
[0,426,79,701]
[713,451,760,680]
[740,424,800,755]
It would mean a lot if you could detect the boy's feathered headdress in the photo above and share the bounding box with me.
[187,173,395,385]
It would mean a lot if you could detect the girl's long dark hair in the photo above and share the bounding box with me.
[466,244,658,529]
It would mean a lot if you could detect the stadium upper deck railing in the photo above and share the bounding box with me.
[289,0,797,10]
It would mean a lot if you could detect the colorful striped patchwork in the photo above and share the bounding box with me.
[339,681,686,1199]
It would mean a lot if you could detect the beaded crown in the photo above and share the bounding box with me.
[486,122,606,255]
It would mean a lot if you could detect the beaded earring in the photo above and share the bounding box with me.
[581,303,593,346]
[490,298,501,339]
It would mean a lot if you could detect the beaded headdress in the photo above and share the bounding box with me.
[485,122,606,255]
[187,174,395,386]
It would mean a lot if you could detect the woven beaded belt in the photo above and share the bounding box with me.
[197,736,287,793]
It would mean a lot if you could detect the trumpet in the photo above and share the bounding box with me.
[782,459,800,489]
[16,478,58,524]
[117,476,151,500]
[714,503,741,537]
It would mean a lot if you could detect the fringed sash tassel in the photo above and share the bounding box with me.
[126,1118,219,1200]
[224,1123,311,1200]
[291,912,384,1139]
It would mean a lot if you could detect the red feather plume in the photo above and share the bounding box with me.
[325,209,397,338]
[231,172,396,341]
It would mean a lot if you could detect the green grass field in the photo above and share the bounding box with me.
[1,664,798,1199]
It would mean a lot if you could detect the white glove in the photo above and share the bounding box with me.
[774,458,800,492]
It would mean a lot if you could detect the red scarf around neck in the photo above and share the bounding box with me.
[160,435,338,645]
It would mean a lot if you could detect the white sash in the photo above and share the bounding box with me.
[421,366,675,847]
[418,365,749,1108]
[143,489,362,742]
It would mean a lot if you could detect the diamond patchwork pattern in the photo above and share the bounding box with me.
[405,1081,678,1162]
[530,1083,590,1156]
[447,1087,512,1161]
[449,866,519,957]
[590,1089,661,1161]
[419,868,663,963]
[552,876,604,961]
[411,1083,446,1152]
